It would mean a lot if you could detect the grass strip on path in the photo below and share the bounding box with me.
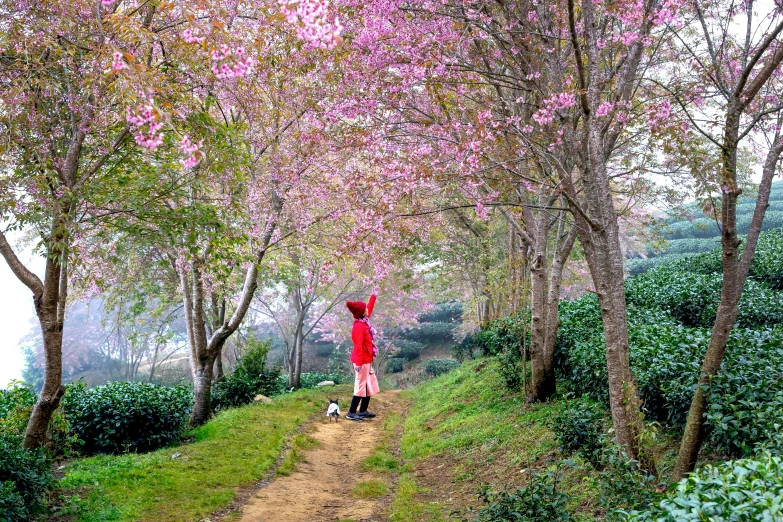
[56,385,351,522]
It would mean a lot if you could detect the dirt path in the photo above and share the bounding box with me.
[237,391,402,522]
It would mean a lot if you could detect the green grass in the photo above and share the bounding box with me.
[389,358,603,521]
[389,475,445,522]
[360,411,403,473]
[56,385,350,522]
[276,433,321,476]
[352,479,389,498]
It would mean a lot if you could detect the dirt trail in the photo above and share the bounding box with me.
[237,391,401,522]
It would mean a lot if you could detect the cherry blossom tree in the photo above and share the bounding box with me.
[0,0,342,444]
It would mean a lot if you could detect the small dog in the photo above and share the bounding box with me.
[326,398,341,423]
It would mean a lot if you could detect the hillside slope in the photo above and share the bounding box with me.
[388,359,604,522]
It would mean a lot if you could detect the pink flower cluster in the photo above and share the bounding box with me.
[532,92,576,126]
[126,101,163,149]
[179,136,204,168]
[646,99,671,131]
[111,51,126,71]
[279,0,343,50]
[595,101,614,118]
[182,28,205,44]
[210,45,255,79]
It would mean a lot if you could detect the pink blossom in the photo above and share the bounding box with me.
[182,28,205,44]
[111,51,126,71]
[179,136,204,168]
[279,0,343,50]
[595,101,613,118]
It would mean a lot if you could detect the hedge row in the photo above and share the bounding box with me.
[661,211,783,240]
[625,269,783,329]
[556,294,783,456]
[629,228,783,288]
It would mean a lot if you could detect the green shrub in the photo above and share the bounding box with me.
[386,357,405,373]
[752,227,783,289]
[393,340,424,361]
[557,298,783,455]
[423,358,460,377]
[626,268,783,329]
[662,236,723,256]
[212,339,280,411]
[0,384,37,437]
[467,468,572,522]
[628,452,783,521]
[1,382,75,457]
[452,336,479,361]
[706,329,783,456]
[0,480,27,522]
[597,446,662,518]
[632,228,783,286]
[0,433,52,521]
[470,328,503,356]
[63,381,192,454]
[468,310,531,357]
[402,321,455,343]
[552,398,606,468]
[418,302,463,323]
[662,218,720,239]
[498,349,525,391]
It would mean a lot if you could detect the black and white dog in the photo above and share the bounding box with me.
[326,398,341,422]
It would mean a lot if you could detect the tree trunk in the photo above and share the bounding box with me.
[21,225,68,449]
[191,355,217,426]
[288,319,304,389]
[214,350,224,381]
[528,220,554,402]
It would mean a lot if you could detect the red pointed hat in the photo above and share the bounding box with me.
[346,301,367,319]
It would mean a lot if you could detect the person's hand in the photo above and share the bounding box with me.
[354,365,362,372]
[372,285,379,296]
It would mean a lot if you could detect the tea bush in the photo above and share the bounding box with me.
[393,339,424,361]
[625,269,783,329]
[467,468,572,522]
[628,452,783,521]
[552,397,606,468]
[418,302,463,323]
[597,446,662,518]
[706,331,783,456]
[0,433,52,521]
[63,381,192,454]
[498,348,525,391]
[0,382,75,457]
[423,358,460,377]
[212,339,280,411]
[557,307,783,455]
[386,357,405,373]
[0,384,37,437]
[402,321,455,343]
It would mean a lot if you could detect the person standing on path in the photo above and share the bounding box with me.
[345,293,379,421]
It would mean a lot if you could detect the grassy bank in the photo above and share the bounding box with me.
[388,359,603,521]
[55,385,351,522]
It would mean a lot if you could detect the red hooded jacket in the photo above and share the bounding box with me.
[350,294,376,366]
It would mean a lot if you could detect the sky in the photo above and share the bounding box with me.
[0,234,44,387]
